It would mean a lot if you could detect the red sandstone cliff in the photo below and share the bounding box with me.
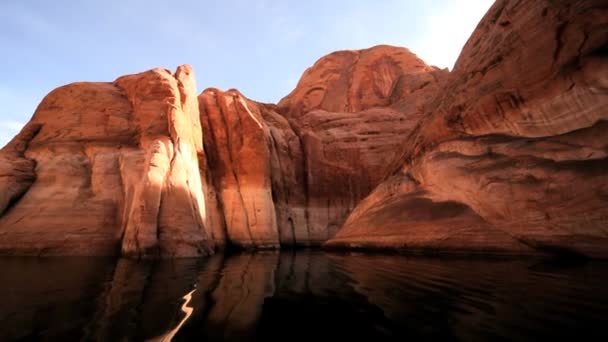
[0,66,214,257]
[0,0,606,258]
[326,0,608,257]
[198,46,446,249]
[0,45,442,256]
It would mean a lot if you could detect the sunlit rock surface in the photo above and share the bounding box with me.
[199,46,446,248]
[326,0,608,257]
[0,0,606,258]
[0,66,213,257]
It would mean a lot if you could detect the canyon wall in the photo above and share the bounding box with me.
[0,45,443,256]
[1,0,606,258]
[326,0,608,257]
[197,46,447,248]
[0,66,214,257]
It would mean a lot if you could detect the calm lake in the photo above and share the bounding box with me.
[1,251,607,341]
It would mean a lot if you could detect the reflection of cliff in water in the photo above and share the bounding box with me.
[329,254,608,340]
[0,257,116,341]
[1,252,608,341]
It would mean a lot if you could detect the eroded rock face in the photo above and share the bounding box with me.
[198,89,281,248]
[198,46,445,248]
[4,45,439,255]
[2,1,604,257]
[278,45,446,117]
[0,123,41,217]
[0,66,214,257]
[327,0,608,257]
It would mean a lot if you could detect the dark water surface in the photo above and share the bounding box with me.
[1,251,608,341]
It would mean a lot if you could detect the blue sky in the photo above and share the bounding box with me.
[0,0,493,147]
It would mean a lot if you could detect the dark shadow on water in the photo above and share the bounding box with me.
[1,251,608,341]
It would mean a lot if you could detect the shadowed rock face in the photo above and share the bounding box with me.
[326,0,608,257]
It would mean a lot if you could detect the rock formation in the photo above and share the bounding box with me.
[0,44,443,256]
[0,66,214,257]
[198,46,446,248]
[198,89,283,249]
[1,0,606,258]
[277,44,447,116]
[326,0,608,257]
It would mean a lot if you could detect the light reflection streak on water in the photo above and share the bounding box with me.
[148,289,196,342]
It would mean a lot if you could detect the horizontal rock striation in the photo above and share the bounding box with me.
[326,0,608,257]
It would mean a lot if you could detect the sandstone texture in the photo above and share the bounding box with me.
[326,0,608,257]
[198,46,446,248]
[0,45,441,256]
[1,0,606,258]
[278,44,447,117]
[0,66,213,257]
